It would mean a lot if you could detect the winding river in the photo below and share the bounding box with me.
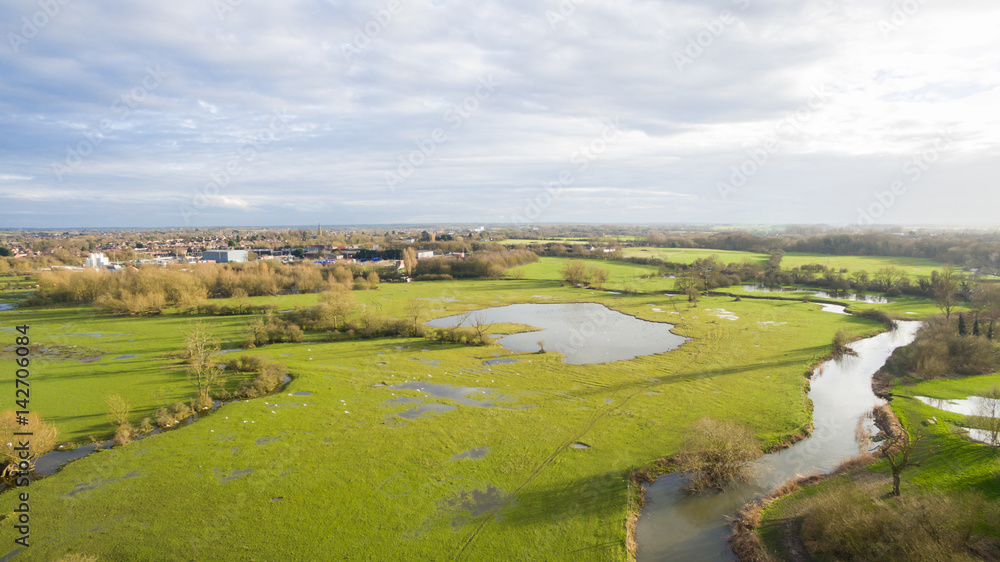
[635,321,921,561]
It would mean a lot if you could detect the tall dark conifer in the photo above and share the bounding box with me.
[958,314,967,336]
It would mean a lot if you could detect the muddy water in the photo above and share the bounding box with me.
[635,322,920,561]
[426,303,686,364]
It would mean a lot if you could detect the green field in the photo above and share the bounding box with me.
[622,247,948,278]
[0,258,933,560]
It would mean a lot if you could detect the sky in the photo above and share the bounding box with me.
[1,0,999,228]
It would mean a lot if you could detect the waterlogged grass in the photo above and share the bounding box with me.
[0,305,250,442]
[0,277,890,560]
[889,376,1000,496]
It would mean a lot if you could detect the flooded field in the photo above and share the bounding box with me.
[427,303,687,364]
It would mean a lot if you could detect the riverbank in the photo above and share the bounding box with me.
[745,331,1000,560]
[628,320,919,560]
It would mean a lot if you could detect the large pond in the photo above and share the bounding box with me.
[635,321,920,560]
[426,303,687,365]
[741,285,889,304]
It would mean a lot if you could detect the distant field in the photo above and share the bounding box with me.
[622,247,948,278]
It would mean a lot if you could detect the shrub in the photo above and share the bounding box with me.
[154,407,176,428]
[170,402,193,421]
[414,274,454,281]
[885,316,1000,379]
[233,357,289,399]
[192,392,214,412]
[0,411,58,483]
[831,329,858,359]
[113,423,134,446]
[800,478,994,561]
[856,308,898,329]
[675,417,763,493]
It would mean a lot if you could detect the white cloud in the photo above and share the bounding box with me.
[0,0,998,226]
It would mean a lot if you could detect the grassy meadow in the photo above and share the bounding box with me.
[0,257,930,560]
[622,247,947,278]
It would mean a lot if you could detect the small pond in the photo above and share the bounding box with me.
[426,303,686,364]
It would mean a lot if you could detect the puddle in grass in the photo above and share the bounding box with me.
[452,446,490,460]
[217,468,254,483]
[482,358,519,366]
[113,354,136,360]
[388,381,512,408]
[1,376,292,496]
[427,303,686,364]
[571,442,591,449]
[63,470,144,497]
[442,485,511,528]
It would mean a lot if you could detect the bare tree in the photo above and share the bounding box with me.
[184,321,222,397]
[879,425,933,496]
[470,312,491,345]
[319,287,355,330]
[932,266,961,319]
[874,266,907,291]
[406,297,425,333]
[970,385,1000,446]
[106,394,131,427]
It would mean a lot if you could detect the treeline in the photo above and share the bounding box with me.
[27,262,398,316]
[413,249,538,280]
[642,231,1000,273]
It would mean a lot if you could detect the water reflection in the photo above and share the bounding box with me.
[635,322,920,560]
[427,303,686,364]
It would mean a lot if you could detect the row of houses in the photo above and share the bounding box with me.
[81,248,449,269]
